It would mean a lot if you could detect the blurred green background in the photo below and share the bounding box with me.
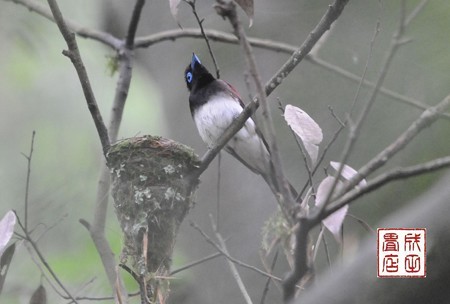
[1,0,449,303]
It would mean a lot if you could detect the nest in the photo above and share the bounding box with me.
[107,135,200,278]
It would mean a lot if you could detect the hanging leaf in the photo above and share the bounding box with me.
[168,0,182,26]
[234,0,254,26]
[0,244,16,295]
[0,211,16,256]
[330,161,367,187]
[29,284,47,304]
[284,104,323,164]
[315,176,348,242]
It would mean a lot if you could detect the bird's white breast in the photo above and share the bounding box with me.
[193,94,270,175]
[193,95,243,146]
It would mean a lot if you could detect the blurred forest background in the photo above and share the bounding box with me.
[1,0,449,303]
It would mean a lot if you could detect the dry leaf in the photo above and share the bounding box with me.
[169,0,182,26]
[330,161,367,187]
[0,211,16,256]
[316,176,348,242]
[284,104,323,164]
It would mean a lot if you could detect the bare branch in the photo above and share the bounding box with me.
[22,130,36,231]
[8,0,121,49]
[329,94,450,209]
[14,212,78,303]
[259,249,279,304]
[135,28,450,119]
[85,0,146,301]
[263,0,350,97]
[215,0,296,217]
[210,216,253,304]
[5,0,446,118]
[170,252,222,276]
[325,149,450,220]
[283,217,312,302]
[125,0,146,48]
[320,2,409,213]
[190,221,283,282]
[46,0,110,155]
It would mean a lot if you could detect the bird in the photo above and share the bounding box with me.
[184,53,291,195]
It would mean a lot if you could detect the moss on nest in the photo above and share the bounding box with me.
[107,135,200,278]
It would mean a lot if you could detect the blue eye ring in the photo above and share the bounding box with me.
[186,71,193,83]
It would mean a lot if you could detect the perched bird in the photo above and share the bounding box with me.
[184,53,283,193]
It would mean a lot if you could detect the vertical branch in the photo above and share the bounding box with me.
[215,0,296,219]
[22,130,36,231]
[80,0,146,301]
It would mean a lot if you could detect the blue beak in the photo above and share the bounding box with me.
[191,53,201,69]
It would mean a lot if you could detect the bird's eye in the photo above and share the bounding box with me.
[186,71,193,83]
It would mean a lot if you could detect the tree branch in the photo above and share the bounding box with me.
[7,0,446,118]
[215,0,296,218]
[322,95,450,219]
[85,0,146,301]
[185,0,221,78]
[188,0,351,193]
[263,0,350,97]
[22,130,36,232]
[46,0,110,156]
[323,154,450,220]
[320,0,409,214]
[15,212,78,303]
[190,221,283,282]
[8,0,121,49]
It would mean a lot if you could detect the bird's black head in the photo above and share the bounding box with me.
[184,53,215,92]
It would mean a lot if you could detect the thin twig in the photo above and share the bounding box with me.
[189,221,283,282]
[346,213,375,234]
[7,0,121,49]
[278,100,314,197]
[328,93,450,210]
[404,0,429,27]
[185,0,220,78]
[263,0,350,98]
[22,130,36,231]
[320,1,409,214]
[210,216,253,304]
[312,225,325,263]
[297,121,345,200]
[170,252,222,275]
[24,242,66,299]
[259,249,279,304]
[216,152,222,231]
[349,20,381,116]
[14,212,78,303]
